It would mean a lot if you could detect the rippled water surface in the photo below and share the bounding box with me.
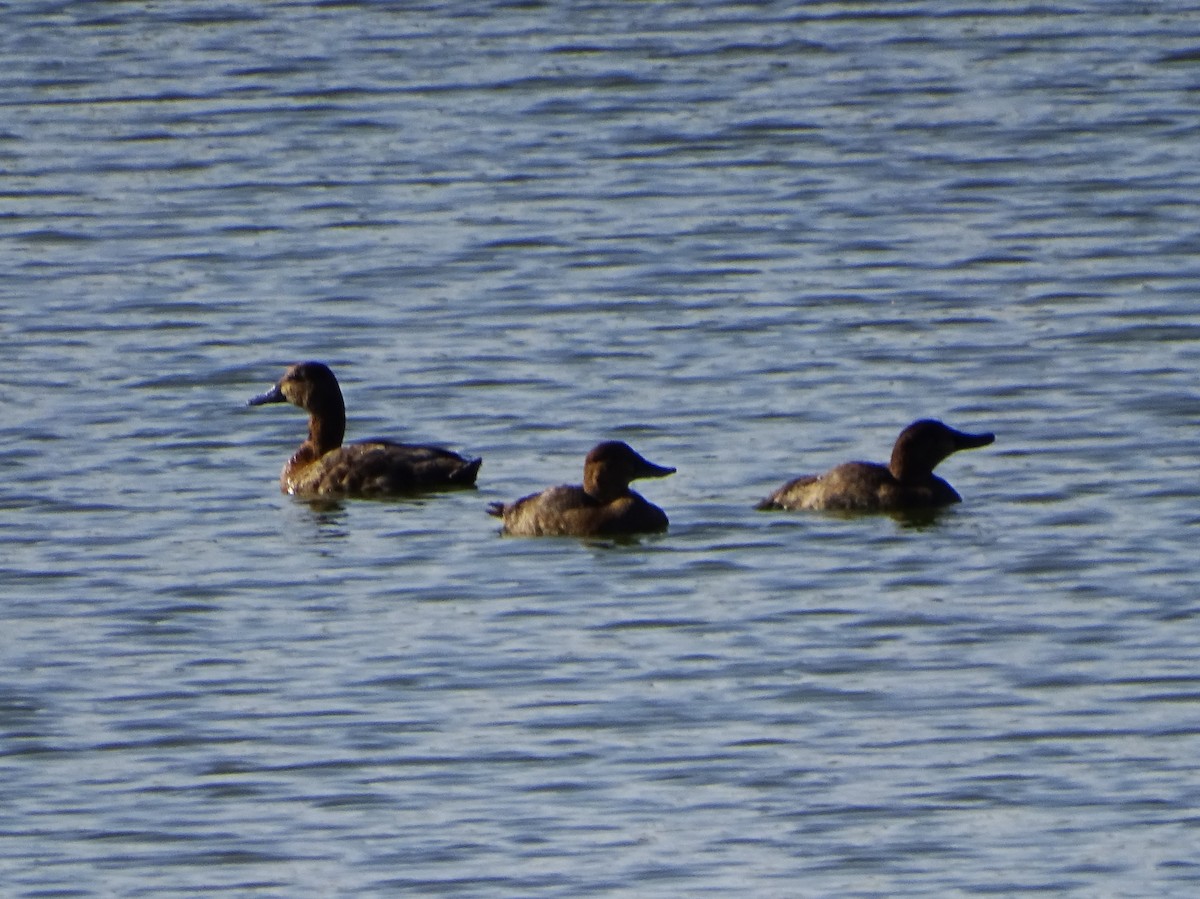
[4,2,1200,896]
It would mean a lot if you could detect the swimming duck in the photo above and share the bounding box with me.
[247,361,481,497]
[487,441,675,537]
[756,419,994,513]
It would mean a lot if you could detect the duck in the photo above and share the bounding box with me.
[756,419,994,513]
[487,441,675,537]
[247,361,481,497]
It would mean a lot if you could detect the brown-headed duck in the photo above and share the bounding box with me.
[487,441,675,537]
[248,361,481,497]
[757,419,994,513]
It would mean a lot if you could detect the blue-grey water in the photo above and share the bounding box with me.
[4,2,1200,896]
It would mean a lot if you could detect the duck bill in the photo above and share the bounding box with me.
[247,384,286,407]
[634,457,676,480]
[952,429,995,450]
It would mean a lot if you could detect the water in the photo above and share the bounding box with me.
[4,1,1200,895]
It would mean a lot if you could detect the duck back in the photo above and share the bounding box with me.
[285,441,481,496]
[758,462,961,512]
[490,485,668,537]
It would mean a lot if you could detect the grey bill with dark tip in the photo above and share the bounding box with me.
[247,384,286,406]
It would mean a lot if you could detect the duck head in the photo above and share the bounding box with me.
[888,419,994,482]
[248,361,347,453]
[248,362,344,413]
[583,441,676,503]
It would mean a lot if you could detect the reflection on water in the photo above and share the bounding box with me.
[294,498,353,541]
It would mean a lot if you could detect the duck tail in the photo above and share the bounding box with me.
[486,501,506,518]
[755,496,781,511]
[451,457,483,486]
